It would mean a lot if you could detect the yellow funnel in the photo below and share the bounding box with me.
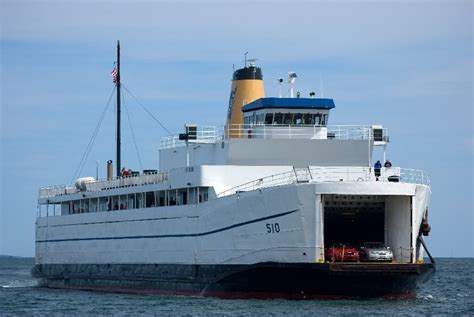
[225,66,265,138]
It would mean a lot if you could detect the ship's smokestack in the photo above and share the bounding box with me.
[226,60,265,138]
[107,160,113,180]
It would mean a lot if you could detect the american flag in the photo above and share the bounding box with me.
[111,68,118,83]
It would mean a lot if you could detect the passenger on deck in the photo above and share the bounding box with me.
[384,160,392,168]
[374,160,382,181]
[121,167,130,177]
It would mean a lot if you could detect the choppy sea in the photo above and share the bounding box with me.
[0,257,472,316]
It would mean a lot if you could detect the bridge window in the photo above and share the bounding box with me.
[265,113,273,124]
[294,113,303,125]
[244,116,250,127]
[302,113,313,124]
[274,113,283,124]
[313,113,320,125]
[283,113,293,125]
[322,114,328,126]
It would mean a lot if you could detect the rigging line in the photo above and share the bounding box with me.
[71,86,116,184]
[121,84,172,134]
[121,90,144,170]
[73,87,115,183]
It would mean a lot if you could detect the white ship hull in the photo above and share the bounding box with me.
[36,182,430,265]
[33,181,433,298]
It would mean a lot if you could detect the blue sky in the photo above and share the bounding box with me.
[0,0,472,257]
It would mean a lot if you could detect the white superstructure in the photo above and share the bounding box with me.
[37,121,431,265]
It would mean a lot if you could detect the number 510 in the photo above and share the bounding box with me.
[266,223,280,233]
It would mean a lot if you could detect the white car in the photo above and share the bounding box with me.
[359,242,393,262]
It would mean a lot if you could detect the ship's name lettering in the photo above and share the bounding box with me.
[266,223,280,234]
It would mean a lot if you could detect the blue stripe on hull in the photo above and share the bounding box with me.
[36,208,299,243]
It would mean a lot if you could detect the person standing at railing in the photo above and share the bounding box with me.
[121,167,130,177]
[374,160,382,181]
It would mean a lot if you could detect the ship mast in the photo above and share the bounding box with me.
[116,40,121,177]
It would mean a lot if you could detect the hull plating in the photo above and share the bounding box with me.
[32,262,435,299]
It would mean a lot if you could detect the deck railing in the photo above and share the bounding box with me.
[160,124,386,149]
[38,171,169,199]
[216,166,430,198]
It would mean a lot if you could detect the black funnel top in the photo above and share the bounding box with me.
[233,66,263,80]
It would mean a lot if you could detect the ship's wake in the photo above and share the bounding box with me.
[1,279,38,288]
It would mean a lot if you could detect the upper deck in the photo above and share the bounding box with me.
[160,124,388,150]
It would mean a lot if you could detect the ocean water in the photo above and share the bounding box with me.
[0,257,472,316]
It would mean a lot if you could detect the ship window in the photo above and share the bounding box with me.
[302,113,313,125]
[136,192,144,208]
[61,202,70,215]
[169,191,176,206]
[294,113,303,125]
[322,114,328,126]
[244,116,250,127]
[157,191,165,206]
[90,198,98,212]
[81,199,89,213]
[188,187,196,204]
[257,114,265,125]
[111,196,119,210]
[71,200,78,214]
[145,192,155,207]
[126,194,135,209]
[99,197,108,211]
[274,113,283,124]
[199,187,209,202]
[264,113,273,124]
[117,195,125,210]
[314,113,322,125]
[177,188,188,205]
[283,113,293,125]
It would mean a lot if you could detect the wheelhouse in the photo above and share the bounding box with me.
[241,97,336,139]
[242,97,335,127]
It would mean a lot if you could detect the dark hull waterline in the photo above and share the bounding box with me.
[32,262,435,299]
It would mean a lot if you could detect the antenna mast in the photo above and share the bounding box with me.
[116,40,121,177]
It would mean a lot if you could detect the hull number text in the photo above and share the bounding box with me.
[266,223,280,233]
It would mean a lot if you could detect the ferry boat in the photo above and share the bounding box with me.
[32,43,435,298]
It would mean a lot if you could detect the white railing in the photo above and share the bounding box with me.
[309,166,372,182]
[160,126,223,149]
[216,170,298,198]
[216,166,430,198]
[38,171,169,199]
[38,185,79,199]
[160,124,387,149]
